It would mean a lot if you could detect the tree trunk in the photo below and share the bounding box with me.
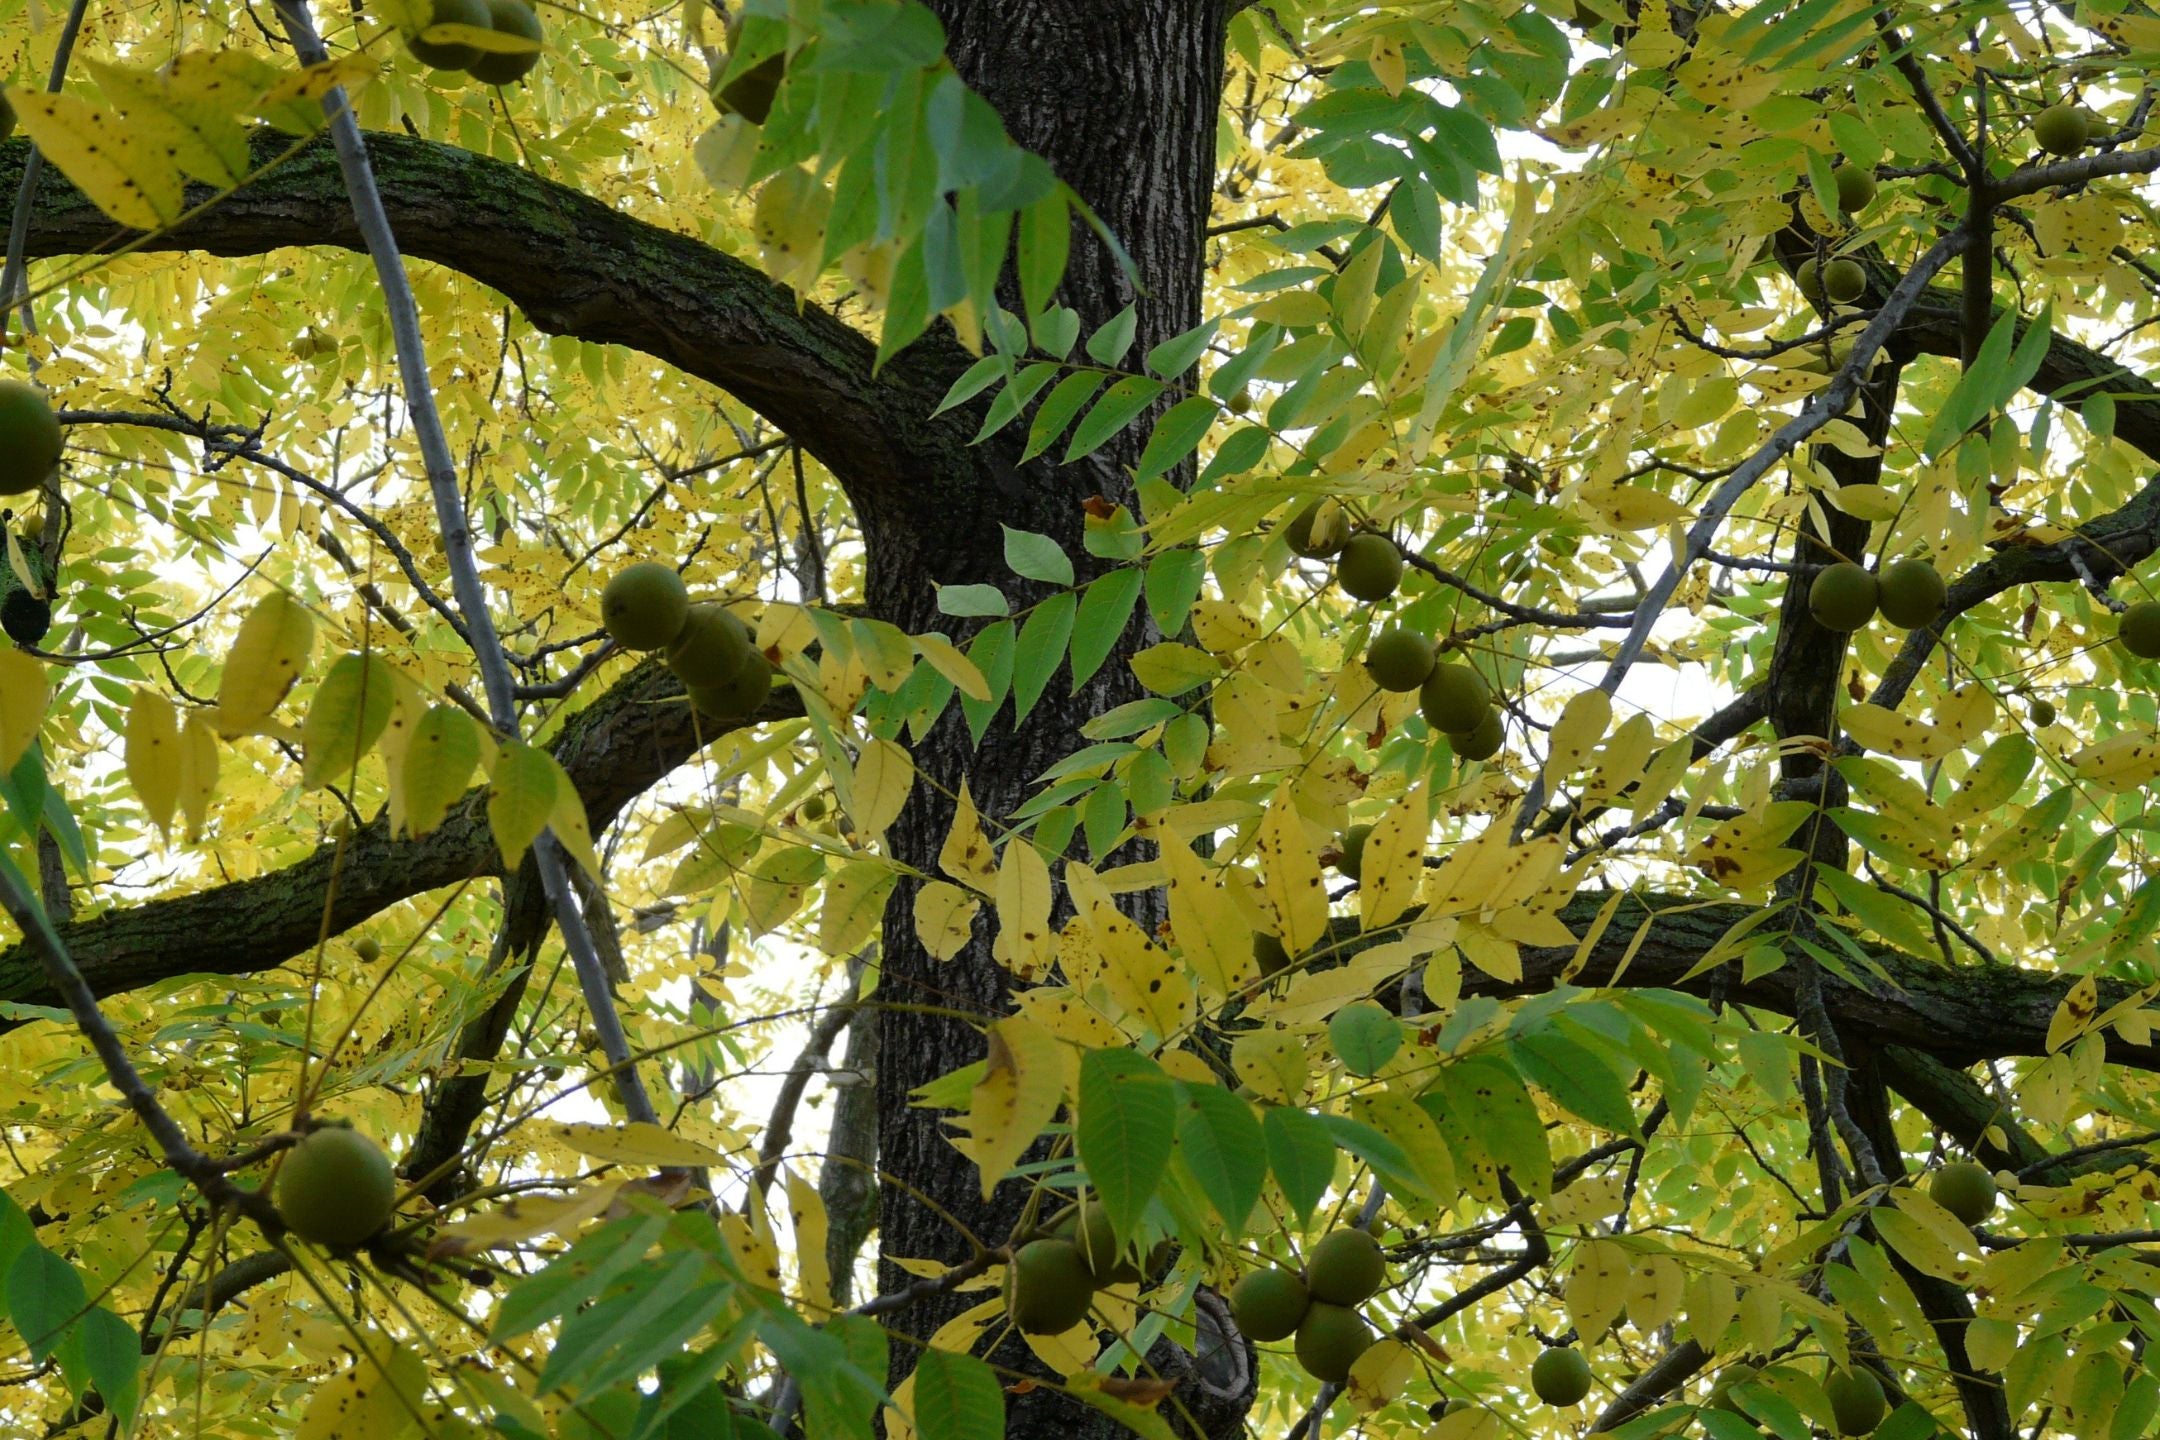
[870,4,1249,1436]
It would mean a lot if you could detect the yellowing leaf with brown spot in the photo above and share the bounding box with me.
[914,880,980,959]
[213,590,315,737]
[0,650,46,772]
[1580,481,1690,531]
[6,90,187,230]
[426,1183,623,1256]
[124,689,181,837]
[1231,1028,1308,1103]
[1840,702,1947,760]
[820,860,896,955]
[852,737,914,840]
[1090,902,1194,1038]
[938,781,997,889]
[2071,731,2160,792]
[486,741,557,871]
[175,711,219,841]
[1626,1254,1685,1332]
[1566,1237,1632,1344]
[948,1016,1064,1200]
[992,837,1055,979]
[1360,787,1427,931]
[2047,974,2100,1054]
[783,1167,833,1310]
[1542,689,1612,792]
[1258,784,1329,954]
[1581,713,1656,809]
[1191,599,1259,653]
[1345,1336,1417,1413]
[1162,840,1253,998]
[294,1337,425,1440]
[541,1120,728,1168]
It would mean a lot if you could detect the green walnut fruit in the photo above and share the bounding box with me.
[2034,102,2089,156]
[1808,562,1878,632]
[1070,1205,1141,1286]
[2119,601,2160,658]
[0,380,63,496]
[1337,823,1373,882]
[1292,1302,1373,1383]
[1366,628,1437,693]
[1305,1228,1386,1306]
[354,936,382,964]
[467,0,543,84]
[276,1125,397,1247]
[1825,1368,1886,1436]
[1876,557,1947,630]
[1420,663,1491,735]
[1832,163,1877,212]
[800,794,828,821]
[1531,1346,1594,1406]
[601,562,690,651]
[1228,387,1254,414]
[2030,698,2057,726]
[1254,930,1291,978]
[1797,256,1867,306]
[1229,1267,1310,1342]
[689,656,773,722]
[407,0,490,69]
[1929,1159,1998,1225]
[665,603,754,688]
[1006,1239,1095,1335]
[1452,706,1504,762]
[1336,533,1404,602]
[1285,499,1351,559]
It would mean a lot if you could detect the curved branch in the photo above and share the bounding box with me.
[0,131,997,536]
[0,660,800,1027]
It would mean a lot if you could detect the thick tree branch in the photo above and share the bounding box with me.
[0,132,995,536]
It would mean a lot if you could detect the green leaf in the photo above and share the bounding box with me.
[1002,526,1075,587]
[973,361,1060,443]
[1076,1048,1177,1244]
[1426,1053,1551,1200]
[1085,304,1139,364]
[933,354,1009,416]
[1064,375,1166,462]
[1011,592,1075,724]
[1144,548,1207,634]
[936,583,1009,618]
[402,704,482,839]
[1263,1106,1336,1224]
[1016,189,1070,319]
[1021,371,1109,463]
[1329,1000,1402,1077]
[1133,394,1220,483]
[79,1307,139,1430]
[1070,569,1143,691]
[1511,1025,1640,1137]
[488,741,559,872]
[300,652,396,787]
[1316,1113,1424,1199]
[1173,1082,1267,1229]
[908,1350,1003,1440]
[1144,318,1219,380]
[7,1244,84,1363]
[1923,306,2019,457]
[492,1213,672,1341]
[959,619,1016,744]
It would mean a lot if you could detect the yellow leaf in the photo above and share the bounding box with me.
[0,650,45,772]
[1542,689,1612,791]
[2047,974,2099,1054]
[124,689,181,837]
[299,652,396,788]
[1360,787,1428,931]
[213,589,315,737]
[1089,902,1194,1038]
[425,1183,623,1256]
[487,741,557,871]
[1840,702,1945,761]
[401,705,482,838]
[947,1016,1064,1199]
[1161,841,1253,999]
[913,632,992,701]
[1565,1237,1631,1344]
[852,737,914,841]
[1580,481,1691,530]
[1258,784,1329,954]
[294,1336,425,1440]
[993,838,1055,979]
[783,1168,833,1310]
[1345,1336,1417,1412]
[937,781,997,889]
[821,860,897,955]
[2070,731,2160,792]
[1581,713,1656,809]
[83,58,252,187]
[1230,1028,1309,1103]
[914,880,980,959]
[258,53,380,112]
[371,667,431,834]
[545,750,605,880]
[175,711,219,840]
[539,1120,729,1168]
[5,89,186,230]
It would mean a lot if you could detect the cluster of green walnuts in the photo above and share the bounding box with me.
[1003,1200,1174,1336]
[1226,1228,1390,1384]
[601,561,775,722]
[401,0,545,84]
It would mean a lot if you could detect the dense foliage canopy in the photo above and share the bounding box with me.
[2,0,2160,1437]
